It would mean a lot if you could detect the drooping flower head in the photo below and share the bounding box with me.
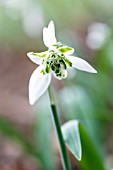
[27,21,97,105]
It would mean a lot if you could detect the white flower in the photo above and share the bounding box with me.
[27,21,97,105]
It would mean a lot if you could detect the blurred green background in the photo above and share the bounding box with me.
[0,0,113,169]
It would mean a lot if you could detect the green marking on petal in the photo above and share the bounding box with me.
[64,57,72,67]
[40,69,46,75]
[58,46,74,54]
[45,65,50,73]
[59,59,67,69]
[32,52,48,58]
[53,42,63,48]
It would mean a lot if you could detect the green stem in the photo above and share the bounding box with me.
[48,86,71,170]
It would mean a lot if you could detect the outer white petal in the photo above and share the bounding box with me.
[27,52,42,65]
[29,66,51,105]
[43,27,50,47]
[43,21,57,48]
[48,21,57,46]
[66,56,97,73]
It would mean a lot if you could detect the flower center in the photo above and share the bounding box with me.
[41,51,72,79]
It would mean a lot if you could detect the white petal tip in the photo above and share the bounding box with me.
[29,99,35,105]
[29,93,36,105]
[48,20,54,26]
[93,70,97,73]
[83,68,97,74]
[29,101,33,105]
[43,20,56,47]
[67,56,97,74]
[90,69,97,73]
[27,52,32,57]
[27,52,42,65]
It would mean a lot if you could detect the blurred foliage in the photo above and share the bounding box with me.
[0,116,40,159]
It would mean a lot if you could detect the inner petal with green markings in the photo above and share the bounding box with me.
[41,50,72,79]
[28,44,73,80]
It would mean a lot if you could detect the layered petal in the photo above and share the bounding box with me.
[66,56,97,73]
[29,66,51,105]
[43,27,49,47]
[43,21,57,48]
[27,52,43,65]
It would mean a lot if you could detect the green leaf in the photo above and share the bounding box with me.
[79,124,105,170]
[58,46,74,54]
[62,120,82,161]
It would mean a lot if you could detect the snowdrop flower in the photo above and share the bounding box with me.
[27,21,97,105]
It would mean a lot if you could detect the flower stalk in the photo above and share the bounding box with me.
[48,86,71,170]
